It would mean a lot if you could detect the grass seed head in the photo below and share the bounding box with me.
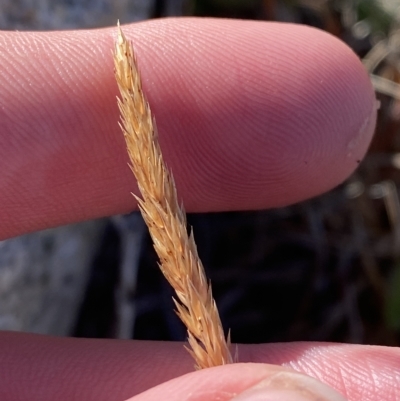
[113,24,233,369]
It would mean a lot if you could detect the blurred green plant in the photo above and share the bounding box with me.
[354,0,393,36]
[385,262,400,331]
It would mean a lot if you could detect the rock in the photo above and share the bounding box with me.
[0,221,106,335]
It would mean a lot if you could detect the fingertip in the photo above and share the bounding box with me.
[265,23,378,206]
[234,22,378,208]
[128,363,346,401]
[287,24,377,200]
[125,19,377,210]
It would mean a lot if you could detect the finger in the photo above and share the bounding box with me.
[240,342,400,401]
[0,18,376,239]
[1,332,398,401]
[128,363,347,401]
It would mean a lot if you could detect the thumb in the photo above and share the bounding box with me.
[127,363,347,401]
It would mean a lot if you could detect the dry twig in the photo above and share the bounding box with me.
[113,24,233,369]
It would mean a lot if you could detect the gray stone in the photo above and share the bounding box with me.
[0,221,106,335]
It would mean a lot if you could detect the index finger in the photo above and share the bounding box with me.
[0,18,376,239]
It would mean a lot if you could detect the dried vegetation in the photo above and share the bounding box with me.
[114,25,233,368]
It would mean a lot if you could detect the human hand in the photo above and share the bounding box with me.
[0,18,395,401]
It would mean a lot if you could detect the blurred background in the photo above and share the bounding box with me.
[1,0,400,348]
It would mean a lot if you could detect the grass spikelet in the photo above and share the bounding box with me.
[113,23,233,369]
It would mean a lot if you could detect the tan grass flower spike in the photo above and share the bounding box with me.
[113,24,233,369]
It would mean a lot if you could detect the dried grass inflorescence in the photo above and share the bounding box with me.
[113,24,233,369]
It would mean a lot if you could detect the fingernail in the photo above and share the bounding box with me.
[232,370,348,401]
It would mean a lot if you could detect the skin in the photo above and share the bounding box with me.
[0,18,397,401]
